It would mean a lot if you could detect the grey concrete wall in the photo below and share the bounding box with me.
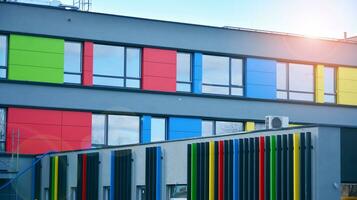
[1,3,357,67]
[37,126,341,200]
[1,82,357,128]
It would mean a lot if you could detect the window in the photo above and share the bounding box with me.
[0,35,7,78]
[151,117,166,142]
[64,41,82,84]
[0,108,5,152]
[91,114,140,147]
[103,186,110,200]
[176,52,192,92]
[70,187,77,200]
[215,121,244,135]
[277,62,314,101]
[202,55,243,96]
[168,185,187,200]
[137,186,146,200]
[202,120,214,137]
[201,120,244,136]
[93,44,141,88]
[324,67,336,103]
[255,122,266,130]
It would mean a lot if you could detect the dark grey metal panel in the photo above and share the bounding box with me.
[340,128,357,183]
[1,81,357,127]
[1,3,357,67]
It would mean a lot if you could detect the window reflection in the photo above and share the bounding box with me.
[151,118,166,142]
[276,62,314,102]
[201,120,244,136]
[93,44,141,88]
[324,67,336,103]
[91,114,140,147]
[0,108,5,152]
[202,55,243,96]
[177,53,192,92]
[0,35,8,78]
[64,41,82,84]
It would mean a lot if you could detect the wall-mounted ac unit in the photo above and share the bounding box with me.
[265,116,289,129]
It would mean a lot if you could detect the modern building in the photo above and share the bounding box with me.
[0,2,357,200]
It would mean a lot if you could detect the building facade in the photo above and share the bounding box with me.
[0,2,357,200]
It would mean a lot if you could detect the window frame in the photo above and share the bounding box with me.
[64,41,83,84]
[176,52,193,93]
[276,62,315,102]
[0,34,8,79]
[91,113,140,148]
[202,54,244,96]
[93,44,142,88]
[323,66,337,104]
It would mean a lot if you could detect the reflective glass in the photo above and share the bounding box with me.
[177,83,191,92]
[202,55,229,85]
[126,48,141,78]
[0,35,7,66]
[0,68,6,78]
[231,58,243,86]
[92,114,106,145]
[277,62,287,90]
[108,115,140,146]
[64,42,82,73]
[0,109,5,142]
[93,76,124,87]
[202,85,229,95]
[324,94,336,103]
[255,123,266,130]
[94,44,124,76]
[289,63,314,92]
[177,53,191,82]
[215,121,243,135]
[324,67,335,94]
[289,92,314,101]
[231,87,243,96]
[126,79,140,88]
[202,120,214,137]
[277,91,288,99]
[151,118,166,142]
[169,185,187,199]
[64,74,81,84]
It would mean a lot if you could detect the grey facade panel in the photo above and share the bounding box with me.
[1,3,357,66]
[1,81,357,127]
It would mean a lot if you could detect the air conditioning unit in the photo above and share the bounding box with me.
[265,116,289,129]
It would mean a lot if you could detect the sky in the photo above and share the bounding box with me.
[60,0,357,39]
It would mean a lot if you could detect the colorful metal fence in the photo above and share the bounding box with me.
[77,153,99,200]
[110,149,132,200]
[145,146,162,200]
[49,155,67,200]
[187,132,312,200]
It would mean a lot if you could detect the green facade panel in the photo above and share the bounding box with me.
[8,34,64,83]
[10,34,64,53]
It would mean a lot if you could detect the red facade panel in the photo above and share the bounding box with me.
[7,108,61,125]
[142,48,176,92]
[82,41,93,86]
[6,123,61,140]
[6,139,61,154]
[6,108,92,154]
[61,126,91,141]
[142,48,176,64]
[62,111,92,126]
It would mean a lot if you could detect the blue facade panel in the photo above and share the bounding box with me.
[192,53,202,94]
[245,58,277,99]
[168,117,202,140]
[141,115,151,143]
